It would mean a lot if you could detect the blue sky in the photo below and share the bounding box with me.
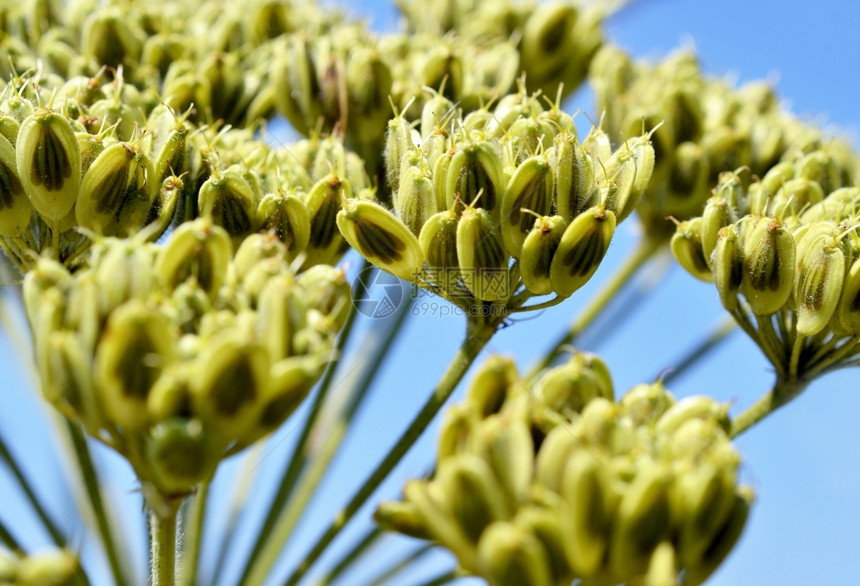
[1,1,858,585]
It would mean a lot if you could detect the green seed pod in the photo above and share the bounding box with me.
[156,218,233,297]
[671,217,713,282]
[191,332,270,439]
[198,169,258,242]
[520,215,566,296]
[534,353,613,419]
[701,196,736,264]
[16,109,81,225]
[520,1,579,85]
[92,238,157,316]
[662,141,711,221]
[682,488,754,586]
[644,541,678,586]
[94,299,176,431]
[534,425,577,493]
[477,522,553,586]
[15,548,80,586]
[619,382,676,426]
[303,174,350,267]
[560,449,617,577]
[671,463,737,567]
[456,206,510,302]
[257,192,311,259]
[553,131,597,221]
[793,228,847,336]
[656,395,731,436]
[422,45,464,101]
[713,225,744,311]
[144,175,184,242]
[420,93,459,139]
[76,142,156,237]
[395,164,438,236]
[500,154,554,258]
[437,402,479,462]
[337,198,424,281]
[346,47,393,143]
[418,209,461,296]
[256,273,307,362]
[435,454,511,543]
[270,36,322,137]
[244,356,320,444]
[740,215,796,316]
[464,356,519,418]
[0,131,32,237]
[81,8,144,73]
[549,205,616,298]
[384,112,417,196]
[374,499,432,540]
[298,264,352,330]
[44,331,99,428]
[471,416,534,509]
[837,256,860,335]
[146,418,220,495]
[514,498,575,586]
[446,140,505,217]
[608,464,672,579]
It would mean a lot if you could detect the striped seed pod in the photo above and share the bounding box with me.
[520,215,566,296]
[671,217,713,282]
[156,218,233,297]
[740,215,795,316]
[418,209,461,297]
[198,169,258,242]
[549,205,616,298]
[256,192,311,258]
[336,198,424,281]
[793,226,848,336]
[0,132,32,237]
[456,206,510,302]
[303,174,350,267]
[445,140,505,217]
[500,154,554,258]
[395,164,438,236]
[713,225,744,312]
[477,522,553,586]
[553,132,597,221]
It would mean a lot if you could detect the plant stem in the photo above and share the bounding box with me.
[179,480,209,586]
[319,527,384,585]
[280,319,499,586]
[730,378,809,437]
[148,499,180,586]
[64,421,131,586]
[0,517,23,553]
[526,236,664,380]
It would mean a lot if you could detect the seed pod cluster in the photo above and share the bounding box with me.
[22,219,351,498]
[376,354,752,586]
[340,90,654,309]
[589,45,860,240]
[0,80,366,273]
[0,547,84,586]
[671,161,860,381]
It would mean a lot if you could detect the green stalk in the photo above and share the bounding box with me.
[730,378,809,437]
[0,434,65,547]
[318,527,384,585]
[417,569,460,586]
[0,517,23,553]
[179,480,209,586]
[280,318,499,586]
[241,295,413,585]
[236,261,372,582]
[148,500,180,586]
[525,236,664,381]
[64,421,131,586]
[365,543,435,586]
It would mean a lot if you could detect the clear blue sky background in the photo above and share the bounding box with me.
[1,1,859,585]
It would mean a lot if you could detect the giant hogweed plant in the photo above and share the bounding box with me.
[0,0,855,584]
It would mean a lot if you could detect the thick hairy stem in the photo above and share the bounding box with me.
[148,498,180,586]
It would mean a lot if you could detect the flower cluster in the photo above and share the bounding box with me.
[23,220,351,498]
[589,46,859,239]
[0,548,82,586]
[671,145,860,383]
[376,353,752,586]
[336,90,654,312]
[0,76,369,273]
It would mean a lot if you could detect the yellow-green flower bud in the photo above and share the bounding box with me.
[793,226,848,336]
[553,132,597,221]
[303,174,350,267]
[145,418,220,495]
[16,109,81,225]
[156,218,233,297]
[76,142,156,237]
[500,154,554,258]
[608,463,672,578]
[560,449,617,577]
[477,522,553,586]
[337,198,424,281]
[198,170,258,242]
[0,131,31,237]
[94,300,176,431]
[671,217,712,282]
[713,225,744,311]
[520,215,566,296]
[740,215,795,316]
[395,164,438,236]
[549,205,616,297]
[446,140,505,217]
[191,332,270,439]
[456,205,510,302]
